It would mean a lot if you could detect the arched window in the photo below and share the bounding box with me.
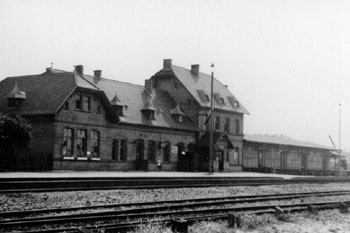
[177,142,185,157]
[112,136,127,161]
[148,140,157,162]
[162,141,171,162]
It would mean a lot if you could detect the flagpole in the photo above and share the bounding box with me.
[209,64,215,174]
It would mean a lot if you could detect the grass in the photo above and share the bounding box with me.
[128,214,277,233]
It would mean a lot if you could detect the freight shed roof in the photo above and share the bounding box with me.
[244,134,334,150]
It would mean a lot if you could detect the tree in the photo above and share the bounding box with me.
[0,114,32,170]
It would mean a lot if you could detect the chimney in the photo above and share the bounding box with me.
[145,79,153,93]
[93,70,102,83]
[75,65,84,75]
[191,64,199,76]
[163,59,172,69]
[46,67,52,73]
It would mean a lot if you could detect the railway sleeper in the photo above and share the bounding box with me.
[339,202,349,213]
[170,219,189,233]
[307,204,319,215]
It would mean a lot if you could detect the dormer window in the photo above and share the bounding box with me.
[213,93,225,105]
[228,96,240,108]
[170,104,186,124]
[6,82,26,108]
[142,109,155,120]
[111,93,125,116]
[220,98,225,104]
[174,114,184,123]
[7,99,20,108]
[197,89,210,103]
[116,105,123,116]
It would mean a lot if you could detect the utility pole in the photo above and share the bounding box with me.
[209,63,215,174]
[338,103,342,174]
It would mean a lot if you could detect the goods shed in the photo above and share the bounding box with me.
[243,135,339,176]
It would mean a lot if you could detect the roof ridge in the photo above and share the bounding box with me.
[245,134,331,149]
[7,73,61,79]
[84,74,145,88]
[171,65,228,87]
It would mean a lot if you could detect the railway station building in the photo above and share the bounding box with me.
[0,59,249,172]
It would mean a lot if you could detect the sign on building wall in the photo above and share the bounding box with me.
[171,146,178,154]
[171,146,178,161]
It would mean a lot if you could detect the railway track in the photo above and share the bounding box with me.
[1,190,350,232]
[1,176,350,193]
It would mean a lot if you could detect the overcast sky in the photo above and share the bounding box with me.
[1,0,349,150]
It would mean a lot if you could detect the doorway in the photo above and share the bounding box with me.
[135,139,145,170]
[215,150,224,172]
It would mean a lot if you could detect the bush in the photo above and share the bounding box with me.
[0,114,32,170]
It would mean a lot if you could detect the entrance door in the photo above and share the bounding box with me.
[135,140,144,170]
[215,150,224,172]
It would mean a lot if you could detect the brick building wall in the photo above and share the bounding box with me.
[52,89,197,171]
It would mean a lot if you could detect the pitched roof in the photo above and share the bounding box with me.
[0,70,101,116]
[244,134,333,150]
[198,132,234,148]
[82,75,197,131]
[6,82,26,99]
[170,104,185,115]
[157,65,249,114]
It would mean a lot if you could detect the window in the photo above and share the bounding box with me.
[177,142,185,157]
[112,139,127,161]
[116,105,123,116]
[215,116,220,131]
[76,129,87,157]
[62,128,74,156]
[83,96,91,111]
[63,101,69,110]
[162,142,171,162]
[112,140,118,160]
[174,115,184,123]
[220,98,225,104]
[96,105,101,114]
[90,130,100,157]
[148,140,157,162]
[229,147,239,165]
[235,119,240,135]
[75,94,82,110]
[224,118,230,133]
[142,109,155,120]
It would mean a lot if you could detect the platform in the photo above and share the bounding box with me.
[0,171,308,179]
